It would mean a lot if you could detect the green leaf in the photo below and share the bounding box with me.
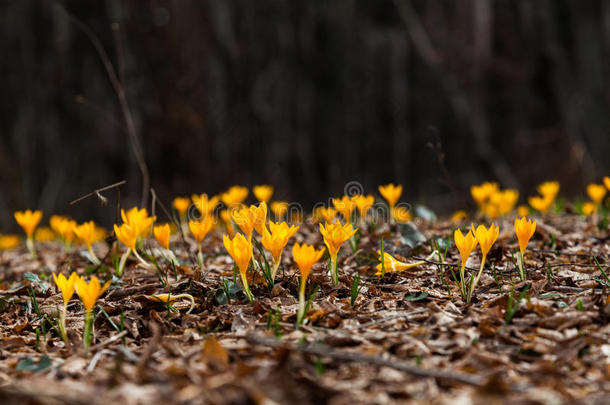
[16,355,52,372]
[398,223,427,248]
[405,291,429,301]
[24,273,41,283]
[414,205,437,223]
[214,278,241,305]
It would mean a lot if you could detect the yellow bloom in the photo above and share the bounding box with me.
[537,181,560,200]
[0,235,20,250]
[231,205,255,241]
[121,207,156,237]
[332,195,355,223]
[75,276,111,312]
[529,195,554,213]
[517,205,530,217]
[14,210,43,238]
[74,221,99,246]
[604,176,610,191]
[293,242,325,324]
[378,183,402,208]
[498,189,519,215]
[319,222,357,259]
[53,272,78,305]
[392,206,412,223]
[223,233,254,301]
[262,221,299,263]
[173,197,191,215]
[35,227,55,242]
[253,185,274,203]
[292,243,325,283]
[192,193,219,216]
[313,207,336,224]
[51,216,77,244]
[114,223,138,250]
[470,182,499,207]
[188,216,215,244]
[471,223,499,258]
[220,209,235,236]
[514,217,536,254]
[352,195,374,220]
[375,251,423,275]
[270,201,289,219]
[454,229,478,268]
[586,183,607,205]
[154,223,171,249]
[582,201,597,216]
[221,186,249,207]
[451,210,467,223]
[250,202,268,235]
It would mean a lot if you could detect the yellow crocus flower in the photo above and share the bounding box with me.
[270,201,289,220]
[192,193,219,217]
[604,176,610,191]
[253,185,274,203]
[250,202,268,235]
[0,235,20,250]
[467,223,499,302]
[517,205,530,217]
[332,195,355,224]
[262,221,299,281]
[537,181,560,200]
[154,223,171,250]
[230,205,255,242]
[292,243,325,324]
[375,251,424,276]
[514,217,536,281]
[223,233,254,301]
[582,201,597,216]
[75,275,111,348]
[74,221,101,265]
[319,221,358,285]
[586,183,607,206]
[313,207,336,224]
[53,272,78,306]
[378,184,403,216]
[221,186,249,207]
[392,206,412,223]
[451,210,467,223]
[52,272,78,342]
[528,195,554,214]
[121,207,156,237]
[352,195,375,223]
[454,229,477,297]
[173,197,191,216]
[14,210,42,258]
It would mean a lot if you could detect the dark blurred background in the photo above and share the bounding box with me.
[1,0,609,228]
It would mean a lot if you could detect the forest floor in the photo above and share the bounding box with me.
[0,214,609,405]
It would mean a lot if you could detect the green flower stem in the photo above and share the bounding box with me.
[83,308,93,349]
[467,255,487,303]
[297,280,306,325]
[133,248,152,268]
[518,250,526,281]
[330,254,339,286]
[26,237,37,259]
[240,271,255,302]
[117,249,131,276]
[459,263,467,298]
[58,302,68,342]
[197,244,204,268]
[270,256,281,282]
[87,244,101,265]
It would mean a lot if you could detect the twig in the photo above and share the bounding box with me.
[246,334,485,386]
[69,180,126,206]
[59,5,150,207]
